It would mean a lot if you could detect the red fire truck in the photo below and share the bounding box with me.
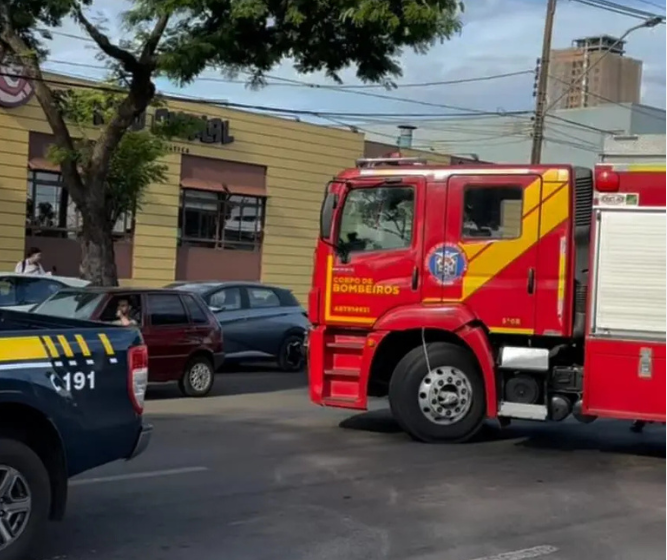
[307,154,665,442]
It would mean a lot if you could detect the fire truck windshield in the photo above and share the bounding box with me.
[337,185,415,254]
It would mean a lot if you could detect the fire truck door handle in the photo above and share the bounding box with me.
[527,268,535,295]
[411,266,419,291]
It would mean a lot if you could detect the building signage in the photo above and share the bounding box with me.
[0,57,235,147]
[126,108,235,146]
[0,53,35,108]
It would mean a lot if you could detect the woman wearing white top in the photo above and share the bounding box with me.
[15,247,47,275]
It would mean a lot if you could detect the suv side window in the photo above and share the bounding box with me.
[182,294,209,325]
[208,288,242,311]
[338,186,414,254]
[147,294,188,326]
[248,288,280,309]
[462,186,523,239]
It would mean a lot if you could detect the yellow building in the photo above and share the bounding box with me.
[0,72,454,303]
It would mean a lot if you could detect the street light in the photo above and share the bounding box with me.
[544,16,664,113]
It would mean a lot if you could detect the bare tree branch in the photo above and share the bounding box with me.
[140,13,170,66]
[72,5,140,72]
[0,6,85,204]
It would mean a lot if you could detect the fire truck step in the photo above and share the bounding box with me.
[322,396,360,408]
[324,368,361,378]
[498,402,548,421]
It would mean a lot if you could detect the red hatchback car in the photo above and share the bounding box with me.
[32,287,225,397]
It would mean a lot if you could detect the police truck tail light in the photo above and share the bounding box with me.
[128,345,149,415]
[596,170,620,192]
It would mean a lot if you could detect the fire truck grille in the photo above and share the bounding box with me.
[574,167,593,228]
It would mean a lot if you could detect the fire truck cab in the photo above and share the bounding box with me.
[308,154,665,442]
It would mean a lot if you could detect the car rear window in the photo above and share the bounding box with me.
[32,291,105,319]
[147,294,189,326]
[182,294,209,325]
[248,288,280,309]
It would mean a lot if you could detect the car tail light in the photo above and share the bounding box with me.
[128,345,149,415]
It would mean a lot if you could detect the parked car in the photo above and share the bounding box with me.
[166,281,309,372]
[0,272,89,311]
[30,287,224,397]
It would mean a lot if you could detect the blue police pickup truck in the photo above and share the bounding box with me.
[0,309,152,560]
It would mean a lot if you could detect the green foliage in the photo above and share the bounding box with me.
[128,0,464,87]
[48,87,203,224]
[0,0,90,57]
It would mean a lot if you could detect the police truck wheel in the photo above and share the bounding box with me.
[179,356,215,397]
[0,439,51,560]
[389,342,486,443]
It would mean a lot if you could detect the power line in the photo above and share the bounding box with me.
[570,0,666,20]
[40,59,534,116]
[632,0,666,10]
[547,72,667,121]
[45,29,534,91]
[577,0,666,20]
[238,70,534,90]
[0,70,532,119]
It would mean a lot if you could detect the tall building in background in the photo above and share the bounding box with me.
[547,35,642,110]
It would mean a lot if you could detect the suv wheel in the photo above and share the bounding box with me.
[179,356,215,397]
[0,439,50,560]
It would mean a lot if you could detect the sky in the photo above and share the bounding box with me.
[39,0,667,127]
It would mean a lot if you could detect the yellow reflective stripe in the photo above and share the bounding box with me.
[41,336,59,358]
[0,337,48,362]
[98,333,115,355]
[74,334,91,357]
[57,335,74,358]
[489,327,535,335]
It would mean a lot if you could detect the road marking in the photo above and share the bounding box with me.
[70,466,208,486]
[470,546,558,560]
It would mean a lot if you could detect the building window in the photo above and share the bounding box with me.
[26,170,134,239]
[178,188,265,251]
[462,185,523,239]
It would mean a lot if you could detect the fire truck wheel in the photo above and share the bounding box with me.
[389,342,486,443]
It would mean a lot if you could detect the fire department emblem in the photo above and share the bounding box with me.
[0,50,34,108]
[426,243,468,285]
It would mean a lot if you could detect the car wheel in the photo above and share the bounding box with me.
[277,333,305,372]
[179,356,215,397]
[0,438,51,560]
[389,342,486,443]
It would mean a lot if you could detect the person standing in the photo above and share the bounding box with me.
[15,247,47,275]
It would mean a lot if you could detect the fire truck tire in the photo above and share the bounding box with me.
[389,342,486,443]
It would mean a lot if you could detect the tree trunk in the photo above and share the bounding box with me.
[80,208,118,286]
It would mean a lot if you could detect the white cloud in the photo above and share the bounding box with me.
[40,0,666,122]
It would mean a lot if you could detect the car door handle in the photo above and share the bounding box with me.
[527,268,535,295]
[411,266,419,291]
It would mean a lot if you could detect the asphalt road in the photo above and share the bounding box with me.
[38,367,665,560]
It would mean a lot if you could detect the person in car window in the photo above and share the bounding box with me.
[113,298,138,326]
[15,247,48,275]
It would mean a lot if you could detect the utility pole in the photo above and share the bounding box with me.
[530,0,557,165]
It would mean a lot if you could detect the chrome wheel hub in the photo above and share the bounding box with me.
[189,363,212,392]
[0,466,31,550]
[418,366,473,425]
